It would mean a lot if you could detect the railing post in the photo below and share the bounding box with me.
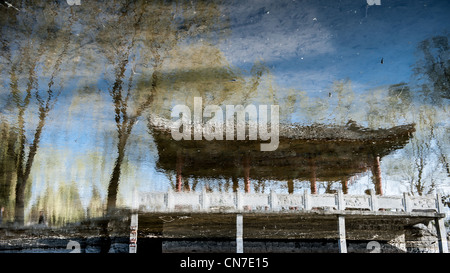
[166,188,174,211]
[337,190,345,211]
[129,213,138,253]
[435,193,449,253]
[200,187,208,211]
[436,193,445,213]
[235,190,242,211]
[129,186,139,253]
[304,190,311,210]
[338,215,347,253]
[132,186,139,211]
[403,192,411,213]
[236,214,244,253]
[435,218,448,253]
[270,189,278,211]
[370,190,379,212]
[336,188,347,252]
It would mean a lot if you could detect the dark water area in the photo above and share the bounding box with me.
[0,0,449,255]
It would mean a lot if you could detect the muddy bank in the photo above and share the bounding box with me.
[0,212,130,253]
[1,211,448,253]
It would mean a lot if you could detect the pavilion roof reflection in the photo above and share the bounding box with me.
[150,117,415,195]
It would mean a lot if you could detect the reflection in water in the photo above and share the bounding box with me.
[0,1,75,225]
[0,0,448,229]
[150,118,415,196]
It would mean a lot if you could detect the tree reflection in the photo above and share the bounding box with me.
[399,35,450,195]
[0,121,18,223]
[0,2,75,225]
[30,181,85,226]
[414,35,450,102]
[89,0,232,212]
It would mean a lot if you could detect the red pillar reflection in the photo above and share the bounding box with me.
[176,153,183,192]
[288,179,294,194]
[183,178,190,192]
[309,158,317,194]
[232,176,239,192]
[243,155,250,193]
[372,156,383,195]
[342,179,348,194]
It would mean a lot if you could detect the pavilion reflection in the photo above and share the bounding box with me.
[150,119,415,196]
